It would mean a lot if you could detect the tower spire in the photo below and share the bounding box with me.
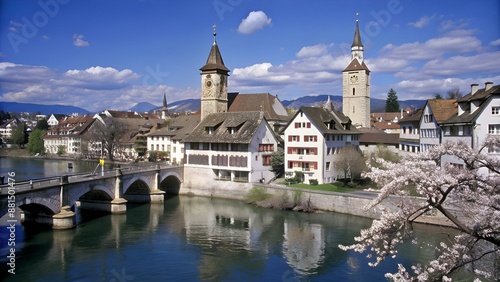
[351,13,364,62]
[161,92,169,120]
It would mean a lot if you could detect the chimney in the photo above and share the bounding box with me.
[471,83,479,95]
[485,81,493,91]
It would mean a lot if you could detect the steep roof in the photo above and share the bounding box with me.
[359,129,399,145]
[458,84,500,102]
[200,42,229,74]
[427,99,457,123]
[352,21,363,48]
[43,115,95,138]
[399,107,423,123]
[343,58,370,73]
[183,111,268,144]
[286,107,362,135]
[227,93,290,122]
[443,84,500,124]
[148,115,200,141]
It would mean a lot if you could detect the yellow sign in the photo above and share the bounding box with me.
[100,159,105,166]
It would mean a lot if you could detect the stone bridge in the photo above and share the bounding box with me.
[0,164,183,229]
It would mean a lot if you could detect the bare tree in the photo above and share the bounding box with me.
[446,87,462,99]
[334,145,366,184]
[88,117,129,162]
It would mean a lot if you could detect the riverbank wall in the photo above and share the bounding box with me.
[181,167,456,227]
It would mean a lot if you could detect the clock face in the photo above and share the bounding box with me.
[206,80,212,88]
[350,75,358,83]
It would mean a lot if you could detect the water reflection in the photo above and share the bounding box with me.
[0,196,471,282]
[0,157,114,181]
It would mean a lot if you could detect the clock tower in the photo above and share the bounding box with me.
[200,25,230,120]
[342,19,370,128]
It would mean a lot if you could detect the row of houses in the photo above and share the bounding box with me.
[398,82,500,163]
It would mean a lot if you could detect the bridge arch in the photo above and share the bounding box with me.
[68,185,115,207]
[123,176,152,195]
[160,172,182,195]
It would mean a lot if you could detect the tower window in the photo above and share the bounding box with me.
[353,88,355,96]
[353,106,355,113]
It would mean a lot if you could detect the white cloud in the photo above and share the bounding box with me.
[381,35,481,60]
[408,15,436,28]
[490,39,500,46]
[237,11,272,34]
[296,44,331,58]
[0,63,158,111]
[73,34,89,47]
[421,52,500,76]
[42,35,50,40]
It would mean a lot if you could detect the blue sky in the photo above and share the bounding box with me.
[1,0,499,112]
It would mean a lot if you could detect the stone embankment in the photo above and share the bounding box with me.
[181,182,457,228]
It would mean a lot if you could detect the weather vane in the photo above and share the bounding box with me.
[213,24,217,43]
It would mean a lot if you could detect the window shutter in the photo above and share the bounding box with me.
[288,136,292,142]
[314,135,317,142]
[295,122,299,128]
[307,122,311,128]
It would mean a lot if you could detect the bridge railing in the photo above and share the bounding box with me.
[0,163,180,194]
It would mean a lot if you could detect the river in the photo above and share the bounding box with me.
[0,158,474,281]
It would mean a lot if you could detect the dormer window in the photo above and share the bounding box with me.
[228,127,237,134]
[205,126,215,135]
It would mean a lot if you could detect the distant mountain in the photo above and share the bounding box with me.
[129,102,159,113]
[282,95,426,113]
[0,101,90,115]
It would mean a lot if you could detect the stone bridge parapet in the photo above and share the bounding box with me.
[0,164,183,229]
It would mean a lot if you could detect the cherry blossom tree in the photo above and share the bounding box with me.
[340,136,500,281]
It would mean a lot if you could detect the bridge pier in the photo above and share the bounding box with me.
[52,206,76,229]
[110,198,127,214]
[150,189,166,203]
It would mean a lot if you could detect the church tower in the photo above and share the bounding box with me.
[200,25,230,120]
[342,19,371,128]
[161,92,169,120]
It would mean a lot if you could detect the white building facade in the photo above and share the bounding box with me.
[284,107,362,184]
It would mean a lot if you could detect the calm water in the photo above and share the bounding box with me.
[1,196,464,282]
[0,158,473,281]
[0,157,115,181]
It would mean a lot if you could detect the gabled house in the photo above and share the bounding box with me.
[398,107,423,155]
[0,119,18,141]
[283,106,362,184]
[440,82,500,169]
[147,114,200,164]
[419,99,457,153]
[43,115,95,155]
[47,114,67,126]
[183,111,279,184]
[227,92,290,133]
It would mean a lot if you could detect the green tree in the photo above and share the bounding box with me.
[11,123,28,148]
[35,118,49,130]
[385,88,400,112]
[270,147,285,177]
[57,145,66,156]
[27,129,46,155]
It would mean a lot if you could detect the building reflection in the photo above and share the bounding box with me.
[282,220,326,274]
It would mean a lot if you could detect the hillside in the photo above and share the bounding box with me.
[0,101,90,115]
[1,96,426,115]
